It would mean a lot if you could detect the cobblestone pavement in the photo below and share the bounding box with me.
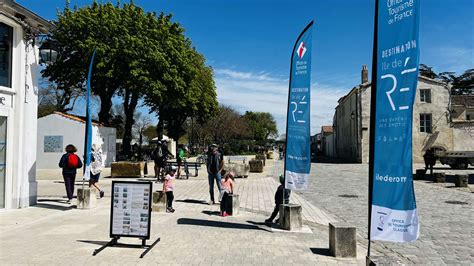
[276,159,474,265]
[0,159,366,265]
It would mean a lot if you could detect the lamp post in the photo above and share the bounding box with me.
[38,40,58,64]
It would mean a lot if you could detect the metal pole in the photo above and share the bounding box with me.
[367,0,380,259]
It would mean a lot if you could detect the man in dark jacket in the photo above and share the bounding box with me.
[207,144,224,204]
[265,174,291,225]
[58,144,83,203]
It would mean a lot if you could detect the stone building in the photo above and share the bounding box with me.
[0,0,52,208]
[333,66,474,163]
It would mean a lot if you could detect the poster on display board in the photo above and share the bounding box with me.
[110,181,152,239]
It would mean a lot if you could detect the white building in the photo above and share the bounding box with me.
[37,112,117,169]
[0,0,51,209]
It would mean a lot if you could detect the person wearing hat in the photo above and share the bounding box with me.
[163,166,177,213]
[206,144,224,204]
[265,174,291,226]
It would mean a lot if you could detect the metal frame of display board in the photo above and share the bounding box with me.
[93,181,160,258]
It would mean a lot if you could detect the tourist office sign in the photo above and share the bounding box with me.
[369,0,420,242]
[284,21,313,190]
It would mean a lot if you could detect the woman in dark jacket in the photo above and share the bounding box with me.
[58,144,83,203]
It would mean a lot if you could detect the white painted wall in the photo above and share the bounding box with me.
[37,114,116,169]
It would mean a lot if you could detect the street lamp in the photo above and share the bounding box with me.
[39,40,58,64]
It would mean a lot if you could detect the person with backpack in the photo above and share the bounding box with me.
[58,144,83,204]
[89,143,104,198]
[206,144,224,205]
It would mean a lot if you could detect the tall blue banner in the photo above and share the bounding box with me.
[83,49,96,181]
[370,0,420,242]
[284,21,313,190]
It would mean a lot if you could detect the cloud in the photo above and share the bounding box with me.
[423,45,474,74]
[214,68,349,135]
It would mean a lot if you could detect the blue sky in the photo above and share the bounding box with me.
[20,0,474,135]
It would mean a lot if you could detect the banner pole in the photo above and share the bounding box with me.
[367,0,380,259]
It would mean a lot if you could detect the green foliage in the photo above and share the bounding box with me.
[439,69,474,95]
[242,111,278,144]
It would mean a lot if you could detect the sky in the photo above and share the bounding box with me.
[19,0,474,136]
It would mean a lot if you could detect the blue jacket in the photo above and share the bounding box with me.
[59,153,83,175]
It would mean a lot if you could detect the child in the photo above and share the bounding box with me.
[163,166,176,213]
[220,171,235,217]
[89,143,105,198]
[265,174,291,225]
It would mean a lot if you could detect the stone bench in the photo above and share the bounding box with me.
[433,172,445,183]
[111,162,145,178]
[77,188,97,209]
[329,223,357,258]
[279,204,302,231]
[455,174,468,187]
[249,159,264,173]
[151,190,167,212]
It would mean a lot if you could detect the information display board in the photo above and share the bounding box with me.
[110,181,152,239]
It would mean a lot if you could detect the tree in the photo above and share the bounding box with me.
[243,111,278,144]
[419,64,438,79]
[439,69,474,95]
[133,112,153,147]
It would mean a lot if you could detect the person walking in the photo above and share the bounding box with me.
[206,144,224,205]
[176,144,186,179]
[58,144,83,204]
[265,174,291,226]
[163,166,176,213]
[220,171,235,217]
[89,143,104,198]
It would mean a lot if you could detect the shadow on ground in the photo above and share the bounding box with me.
[176,199,208,205]
[310,247,331,257]
[34,199,75,211]
[177,218,270,232]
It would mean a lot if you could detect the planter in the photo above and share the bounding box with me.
[224,162,250,178]
[255,154,266,166]
[249,159,264,173]
[111,161,145,178]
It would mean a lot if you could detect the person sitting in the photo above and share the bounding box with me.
[265,174,291,225]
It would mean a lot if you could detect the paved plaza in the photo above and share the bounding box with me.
[1,157,472,265]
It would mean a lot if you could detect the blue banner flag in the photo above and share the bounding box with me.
[284,21,313,190]
[83,49,96,181]
[370,0,420,242]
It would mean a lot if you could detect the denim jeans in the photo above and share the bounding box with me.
[208,172,222,202]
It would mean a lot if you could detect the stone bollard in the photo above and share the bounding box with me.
[152,191,167,212]
[329,223,357,258]
[414,169,426,180]
[77,188,97,209]
[279,204,302,231]
[433,172,446,183]
[228,194,240,216]
[455,174,468,187]
[249,159,264,173]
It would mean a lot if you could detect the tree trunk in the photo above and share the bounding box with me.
[98,94,113,125]
[156,118,164,140]
[122,89,139,157]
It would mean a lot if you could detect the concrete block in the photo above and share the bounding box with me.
[152,191,166,212]
[249,159,264,172]
[433,172,445,183]
[77,188,97,209]
[455,174,468,187]
[279,204,302,231]
[329,223,356,258]
[414,169,426,180]
[228,194,240,216]
[111,162,145,178]
[224,162,250,178]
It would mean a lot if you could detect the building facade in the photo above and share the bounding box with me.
[0,0,51,208]
[333,66,474,163]
[37,112,117,169]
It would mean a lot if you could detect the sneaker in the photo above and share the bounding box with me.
[99,190,105,198]
[170,208,175,213]
[223,212,229,217]
[166,207,171,213]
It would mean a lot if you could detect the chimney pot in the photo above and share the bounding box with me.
[361,65,368,84]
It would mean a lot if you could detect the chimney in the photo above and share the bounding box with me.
[361,65,368,84]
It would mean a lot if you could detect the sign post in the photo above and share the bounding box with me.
[93,181,160,258]
[368,0,421,259]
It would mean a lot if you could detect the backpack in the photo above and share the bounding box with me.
[209,152,221,173]
[153,146,163,160]
[67,154,79,168]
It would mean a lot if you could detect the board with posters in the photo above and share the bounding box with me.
[110,181,152,239]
